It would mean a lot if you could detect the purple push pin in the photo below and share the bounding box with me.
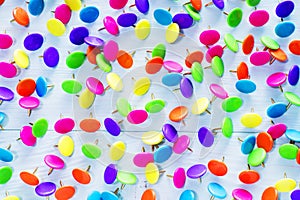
[86,77,104,95]
[0,62,17,78]
[84,36,104,47]
[19,96,40,116]
[99,16,119,36]
[23,33,44,51]
[44,154,65,175]
[103,40,119,61]
[209,83,229,103]
[172,13,194,29]
[206,45,224,63]
[127,109,148,124]
[186,164,207,181]
[104,164,118,184]
[19,125,37,146]
[54,4,72,25]
[162,123,178,143]
[266,72,287,92]
[173,135,193,154]
[232,188,253,200]
[54,117,75,134]
[288,65,299,86]
[133,150,154,167]
[205,0,225,10]
[0,87,14,105]
[180,77,193,98]
[129,0,150,14]
[198,127,215,147]
[117,13,138,27]
[69,26,89,45]
[163,60,183,73]
[35,182,56,197]
[104,118,121,136]
[42,47,59,68]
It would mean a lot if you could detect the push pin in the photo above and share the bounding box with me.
[141,189,157,200]
[117,50,135,69]
[112,98,132,117]
[72,165,92,185]
[108,141,126,161]
[40,47,59,68]
[35,181,56,198]
[103,40,119,62]
[117,12,138,29]
[154,145,173,163]
[98,16,119,35]
[144,93,166,114]
[247,147,266,168]
[275,0,294,22]
[204,56,224,77]
[279,143,298,160]
[182,61,204,83]
[197,127,215,147]
[268,48,288,65]
[275,173,297,192]
[66,51,86,69]
[208,157,228,176]
[267,122,287,140]
[0,61,18,78]
[261,186,278,200]
[256,131,274,153]
[266,72,287,92]
[2,191,20,200]
[132,76,151,96]
[238,165,260,184]
[240,108,262,128]
[86,45,102,65]
[145,162,165,184]
[19,167,39,186]
[129,0,150,14]
[61,74,83,94]
[0,112,7,130]
[104,164,118,185]
[54,135,75,157]
[229,62,250,80]
[117,170,137,189]
[166,167,186,188]
[241,34,255,55]
[44,154,65,175]
[249,10,269,27]
[104,117,123,136]
[209,83,229,104]
[163,60,184,73]
[187,164,207,183]
[0,144,13,162]
[266,98,287,118]
[18,96,40,117]
[35,76,54,97]
[127,109,149,125]
[81,139,102,159]
[232,188,253,200]
[0,166,13,184]
[192,97,211,115]
[52,4,72,25]
[284,91,300,110]
[11,7,30,27]
[222,33,242,53]
[146,43,166,59]
[79,112,101,133]
[54,114,75,134]
[222,96,243,113]
[142,131,164,152]
[0,87,14,105]
[104,72,124,92]
[78,88,96,109]
[12,49,30,69]
[169,105,189,126]
[204,0,224,10]
[223,7,243,28]
[31,118,49,138]
[16,78,36,97]
[207,182,227,200]
[183,3,200,21]
[133,147,154,167]
[145,56,164,74]
[54,180,76,200]
[18,125,36,146]
[173,135,193,154]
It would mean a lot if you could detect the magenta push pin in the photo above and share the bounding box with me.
[173,135,193,154]
[127,109,148,125]
[18,96,40,116]
[133,147,154,167]
[167,167,186,189]
[0,62,18,78]
[54,115,75,134]
[44,154,65,175]
[266,72,287,92]
[209,83,229,104]
[98,16,119,36]
[18,125,37,146]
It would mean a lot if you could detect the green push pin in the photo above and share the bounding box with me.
[66,51,86,69]
[223,7,243,28]
[284,91,300,110]
[204,56,224,77]
[62,74,83,94]
[223,33,242,53]
[222,96,243,113]
[279,143,298,160]
[247,148,266,167]
[183,62,204,83]
[0,166,13,184]
[117,170,137,190]
[93,53,112,72]
[81,139,102,159]
[184,3,201,21]
[31,118,49,138]
[260,36,280,51]
[112,97,132,117]
[146,43,166,59]
[246,0,261,7]
[145,93,166,114]
[222,117,233,138]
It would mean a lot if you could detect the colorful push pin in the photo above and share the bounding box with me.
[86,77,104,95]
[104,164,118,184]
[23,33,44,51]
[133,148,154,167]
[103,40,119,62]
[61,75,83,94]
[0,144,13,162]
[106,72,123,92]
[209,83,228,103]
[135,19,151,40]
[239,135,256,155]
[44,154,65,175]
[180,77,193,98]
[0,62,17,78]
[127,109,148,124]
[173,135,193,154]
[117,170,137,189]
[98,16,119,36]
[142,131,164,150]
[261,36,279,50]
[72,165,91,184]
[207,182,227,199]
[186,164,207,182]
[169,106,188,124]
[19,167,39,186]
[266,98,287,118]
[222,96,243,113]
[199,29,220,47]
[221,117,233,138]
[235,79,256,94]
[0,87,14,105]
[145,56,164,74]
[86,46,101,64]
[101,190,120,200]
[266,72,287,92]
[0,33,13,49]
[141,189,156,200]
[11,7,29,27]
[165,23,182,44]
[117,50,135,69]
[129,0,150,14]
[117,13,137,27]
[250,50,270,66]
[153,8,172,26]
[241,34,255,55]
[184,0,202,11]
[42,47,59,68]
[172,13,194,29]
[248,10,269,27]
[275,0,294,20]
[27,0,44,15]
[198,127,214,147]
[162,123,178,143]
[64,0,81,11]
[2,192,20,200]
[80,6,99,23]
[246,0,261,7]
[66,51,86,69]
[257,132,273,153]
[261,186,278,200]
[54,181,75,200]
[180,190,196,200]
[55,135,74,157]
[204,0,224,10]
[154,145,172,163]
[32,118,48,138]
[285,129,300,144]
[267,122,287,140]
[0,166,12,184]
[232,188,252,200]
[275,21,295,38]
[12,50,28,70]
[84,36,104,47]
[16,78,36,97]
[47,18,66,36]
[289,40,300,55]
[285,91,300,110]
[275,173,296,192]
[54,4,72,25]
[69,26,89,45]
[146,43,166,60]
[239,166,260,184]
[279,143,298,160]
[288,65,299,86]
[35,182,56,197]
[223,7,243,28]
[167,167,186,189]
[145,163,164,184]
[184,3,200,21]
[163,60,183,73]
[185,50,204,69]
[81,140,102,159]
[19,96,40,116]
[109,0,128,9]
[208,157,228,176]
[104,118,121,136]
[108,141,126,161]
[240,108,262,128]
[248,148,266,167]
[162,73,183,87]
[133,77,151,96]
[192,97,211,115]
[205,56,224,77]
[36,76,53,97]
[19,125,36,146]
[223,33,241,53]
[112,97,132,117]
[79,113,101,133]
[183,62,204,83]
[94,53,112,72]
[145,95,166,114]
[205,45,224,63]
[268,48,288,65]
[78,88,95,109]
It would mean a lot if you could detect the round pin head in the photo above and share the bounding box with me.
[235,80,256,94]
[173,135,190,154]
[135,19,151,40]
[172,13,194,29]
[44,154,65,170]
[173,167,186,188]
[276,0,294,18]
[86,77,104,95]
[78,88,95,109]
[240,112,262,128]
[101,191,118,200]
[104,164,118,184]
[224,33,238,53]
[72,167,91,184]
[191,62,204,83]
[103,40,119,62]
[186,164,207,179]
[241,135,256,155]
[117,13,137,27]
[61,79,82,94]
[145,163,159,184]
[260,36,279,50]
[154,145,172,163]
[207,182,227,199]
[103,16,119,35]
[0,62,17,78]
[222,117,233,138]
[180,190,196,200]
[0,87,14,102]
[163,60,183,73]
[117,171,137,185]
[279,143,298,159]
[211,56,224,77]
[199,29,220,46]
[127,110,148,124]
[246,0,261,7]
[266,102,287,118]
[185,51,204,68]
[275,22,295,38]
[133,152,154,167]
[107,72,123,91]
[268,48,288,63]
[192,97,209,115]
[0,148,13,162]
[206,45,223,63]
[64,0,81,11]
[208,159,228,176]
[249,10,269,27]
[84,36,104,47]
[275,176,296,192]
[242,35,254,55]
[145,57,164,74]
[166,23,180,44]
[257,132,273,152]
[291,189,300,200]
[19,97,40,115]
[109,0,128,9]
[79,117,101,133]
[0,166,12,184]
[17,78,36,97]
[261,186,278,200]
[96,54,112,72]
[12,7,29,26]
[285,129,300,143]
[54,4,72,24]
[0,112,6,126]
[104,118,121,136]
[288,65,299,86]
[198,127,214,147]
[162,73,182,86]
[35,182,56,197]
[109,141,126,161]
[162,123,178,143]
[239,169,260,184]
[151,43,166,59]
[80,6,99,23]
[20,126,36,146]
[2,195,20,200]
[32,118,48,138]
[36,76,49,97]
[55,185,75,200]
[43,47,59,68]
[250,51,270,66]
[69,26,89,45]
[141,189,156,200]
[247,148,266,167]
[142,131,164,146]
[88,191,101,200]
[133,77,151,95]
[289,40,300,55]
[267,123,287,140]
[81,143,101,159]
[0,34,13,49]
[222,96,243,112]
[180,77,193,98]
[266,72,287,88]
[57,135,74,157]
[184,3,200,21]
[24,33,43,51]
[66,51,86,69]
[232,188,252,200]
[47,18,66,36]
[284,91,300,106]
[14,49,29,69]
[153,9,172,26]
[117,50,133,69]
[86,44,101,63]
[169,106,188,122]
[227,8,243,28]
[209,84,228,99]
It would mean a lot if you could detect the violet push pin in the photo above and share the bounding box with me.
[35,182,56,198]
[44,154,65,175]
[81,140,102,159]
[162,123,179,143]
[197,127,215,147]
[129,0,150,14]
[98,16,119,36]
[288,65,299,86]
[54,180,76,200]
[54,115,75,134]
[275,0,294,21]
[41,47,59,68]
[0,62,18,79]
[18,125,36,146]
[23,33,44,51]
[172,13,194,30]
[186,164,207,183]
[117,13,138,28]
[104,118,122,136]
[19,167,39,186]
[84,36,104,48]
[69,26,89,45]
[204,0,224,10]
[0,87,14,105]
[133,147,154,167]
[79,113,101,133]
[229,62,250,80]
[104,164,118,184]
[72,165,92,185]
[167,167,186,189]
[179,76,194,98]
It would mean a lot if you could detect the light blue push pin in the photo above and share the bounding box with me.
[179,190,197,200]
[153,8,172,26]
[207,182,227,199]
[239,135,256,155]
[36,76,54,97]
[101,190,119,200]
[162,73,183,86]
[0,112,7,129]
[275,21,295,38]
[87,191,101,200]
[285,129,300,144]
[235,79,256,94]
[79,6,100,23]
[154,145,172,163]
[0,144,13,162]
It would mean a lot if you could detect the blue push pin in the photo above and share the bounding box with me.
[239,135,256,155]
[101,190,119,200]
[87,191,101,200]
[36,76,54,97]
[79,6,99,23]
[235,79,256,94]
[0,112,7,129]
[285,129,300,144]
[153,8,173,26]
[266,98,287,118]
[207,182,227,199]
[117,13,138,27]
[275,0,294,21]
[179,190,197,200]
[288,65,300,86]
[0,144,13,162]
[154,145,172,163]
[162,73,183,87]
[129,0,150,14]
[27,0,45,16]
[275,21,295,38]
[172,13,194,29]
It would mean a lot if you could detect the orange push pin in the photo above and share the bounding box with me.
[117,50,135,69]
[208,157,228,176]
[11,7,30,27]
[55,180,76,200]
[19,167,39,186]
[169,105,189,125]
[79,113,101,133]
[72,165,91,185]
[229,62,250,80]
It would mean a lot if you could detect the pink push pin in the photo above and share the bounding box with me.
[199,29,220,48]
[167,167,186,189]
[19,125,36,146]
[0,33,13,49]
[266,72,287,92]
[249,10,269,27]
[173,135,193,154]
[54,4,72,25]
[86,77,105,95]
[209,83,229,103]
[109,0,128,9]
[205,45,224,63]
[127,109,148,124]
[54,116,75,134]
[163,60,184,73]
[98,16,119,36]
[103,40,119,61]
[232,188,253,200]
[0,62,17,78]
[250,51,270,66]
[133,147,154,167]
[267,122,287,140]
[18,96,40,116]
[44,154,65,175]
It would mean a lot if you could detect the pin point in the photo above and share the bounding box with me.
[104,164,118,184]
[142,131,164,150]
[80,6,99,23]
[185,50,204,68]
[223,7,243,28]
[0,62,17,79]
[86,77,104,95]
[207,182,227,199]
[103,40,119,62]
[133,148,154,167]
[275,173,296,192]
[205,56,224,77]
[117,170,137,189]
[104,118,121,136]
[145,56,164,74]
[117,13,137,27]
[117,50,135,69]
[98,16,119,36]
[279,143,298,159]
[249,10,269,27]
[54,181,75,200]
[23,33,44,51]
[54,4,72,25]
[268,48,288,64]
[275,21,295,38]
[145,163,164,184]
[35,182,56,197]
[66,51,86,69]
[266,98,287,118]
[167,167,186,188]
[240,108,262,128]
[242,34,254,55]
[261,186,278,200]
[141,189,156,200]
[79,113,101,133]
[11,7,30,27]
[192,97,211,115]
[72,165,91,184]
[0,166,13,184]
[13,49,30,69]
[184,3,200,21]
[187,164,207,182]
[62,74,83,94]
[127,109,148,124]
[266,72,287,92]
[275,0,294,20]
[179,77,193,98]
[69,26,89,45]
[209,83,228,104]
[94,53,112,72]
[108,141,126,161]
[154,145,172,163]
[285,91,300,110]
[78,88,95,109]
[232,188,252,200]
[64,0,81,11]
[47,18,66,36]
[133,77,151,96]
[55,135,74,157]
[183,62,204,83]
[162,73,183,87]
[222,96,243,113]
[19,167,39,186]
[0,87,14,105]
[289,40,300,55]
[163,60,183,73]
[248,148,266,167]
[19,125,36,146]
[267,122,287,140]
[166,23,182,44]
[288,65,299,86]
[169,106,188,124]
[257,132,273,152]
[205,45,223,63]
[44,154,65,175]
[135,19,151,40]
[208,157,228,176]
[42,47,59,68]
[129,0,150,14]
[109,0,128,9]
[172,13,194,29]
[198,127,214,147]
[223,33,240,53]
[81,140,102,159]
[173,135,193,154]
[19,96,40,116]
